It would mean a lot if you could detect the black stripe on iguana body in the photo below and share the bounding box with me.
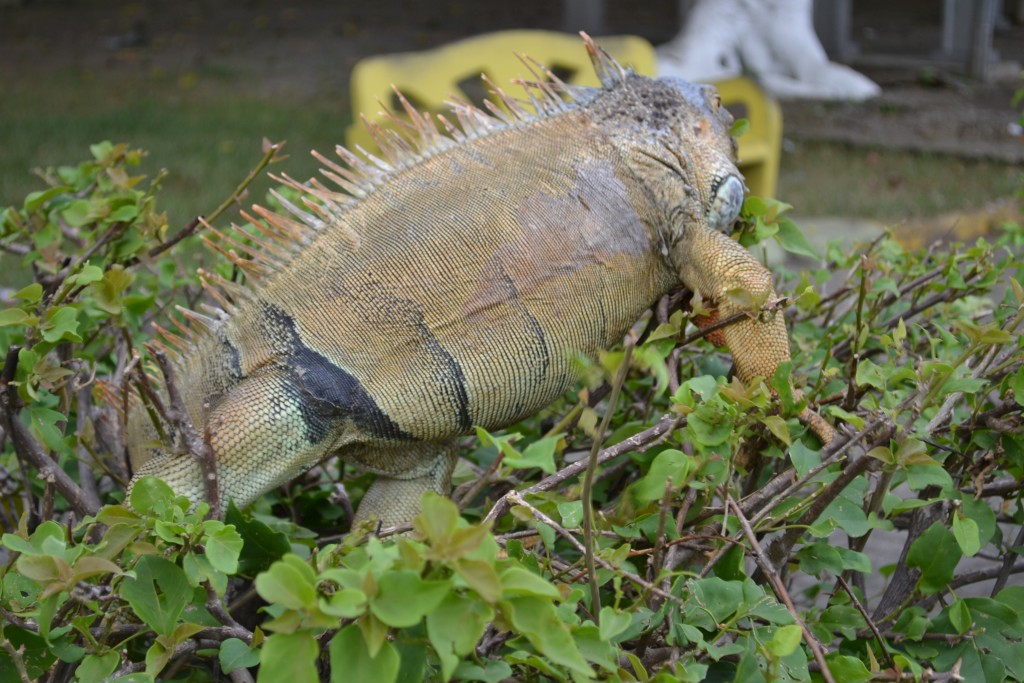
[261,302,412,442]
[125,34,835,528]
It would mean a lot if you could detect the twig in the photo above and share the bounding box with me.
[151,349,219,517]
[764,451,878,574]
[204,582,253,644]
[663,487,699,574]
[144,141,283,262]
[506,490,684,606]
[0,629,32,683]
[453,450,505,510]
[648,476,674,585]
[836,574,895,670]
[873,497,951,622]
[581,337,634,623]
[0,349,100,519]
[485,414,680,523]
[844,255,870,411]
[74,382,103,516]
[230,669,256,683]
[727,497,836,683]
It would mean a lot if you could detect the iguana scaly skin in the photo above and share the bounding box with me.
[127,36,834,527]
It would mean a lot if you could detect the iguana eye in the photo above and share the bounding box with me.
[707,174,744,231]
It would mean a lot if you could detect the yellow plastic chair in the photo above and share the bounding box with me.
[713,77,782,199]
[345,30,655,151]
[345,30,781,198]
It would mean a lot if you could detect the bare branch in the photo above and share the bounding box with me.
[728,496,836,683]
[151,349,219,517]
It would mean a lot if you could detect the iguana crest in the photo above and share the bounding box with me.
[151,35,633,362]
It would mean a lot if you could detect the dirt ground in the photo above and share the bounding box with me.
[2,0,1022,162]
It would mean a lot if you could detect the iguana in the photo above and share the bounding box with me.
[126,35,834,527]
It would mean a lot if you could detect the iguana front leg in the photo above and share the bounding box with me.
[672,224,835,445]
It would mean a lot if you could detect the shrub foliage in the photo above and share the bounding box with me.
[0,141,1022,682]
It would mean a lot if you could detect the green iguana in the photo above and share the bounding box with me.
[127,35,834,527]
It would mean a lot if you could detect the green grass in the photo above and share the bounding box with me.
[778,140,1020,221]
[0,67,351,228]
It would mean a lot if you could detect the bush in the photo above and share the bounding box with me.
[0,141,1022,682]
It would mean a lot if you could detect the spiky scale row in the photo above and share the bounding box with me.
[155,33,629,368]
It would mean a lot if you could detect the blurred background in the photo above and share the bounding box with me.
[1,0,1022,247]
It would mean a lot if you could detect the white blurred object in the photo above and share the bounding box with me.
[658,0,881,101]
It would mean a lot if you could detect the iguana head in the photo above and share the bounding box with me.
[582,36,745,236]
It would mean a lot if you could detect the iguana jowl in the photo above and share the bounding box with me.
[127,36,834,526]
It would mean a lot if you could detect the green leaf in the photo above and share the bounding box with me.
[218,638,260,674]
[502,433,561,473]
[557,501,582,528]
[318,588,367,618]
[761,415,791,445]
[93,266,135,315]
[13,283,42,303]
[0,308,30,327]
[23,185,71,212]
[691,578,744,624]
[75,651,120,683]
[369,570,450,628]
[109,204,140,222]
[129,477,175,516]
[827,404,864,429]
[70,264,103,286]
[255,556,317,611]
[818,480,870,537]
[905,464,953,491]
[120,556,191,637]
[961,496,997,547]
[573,624,619,671]
[948,599,972,635]
[499,566,562,600]
[413,491,459,544]
[598,606,633,642]
[427,593,493,681]
[687,403,734,447]
[72,555,123,582]
[952,512,981,557]
[499,596,592,677]
[61,199,99,227]
[15,557,67,589]
[452,660,514,683]
[766,624,803,658]
[40,305,81,343]
[258,632,319,683]
[834,546,872,574]
[796,543,842,576]
[203,523,243,574]
[225,503,291,575]
[824,654,872,683]
[789,440,821,477]
[454,557,501,603]
[775,217,818,259]
[632,449,693,503]
[329,625,400,683]
[855,358,887,390]
[730,118,750,137]
[907,523,961,594]
[1013,365,1024,407]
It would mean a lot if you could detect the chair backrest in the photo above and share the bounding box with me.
[713,77,782,199]
[345,30,656,151]
[345,30,781,197]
